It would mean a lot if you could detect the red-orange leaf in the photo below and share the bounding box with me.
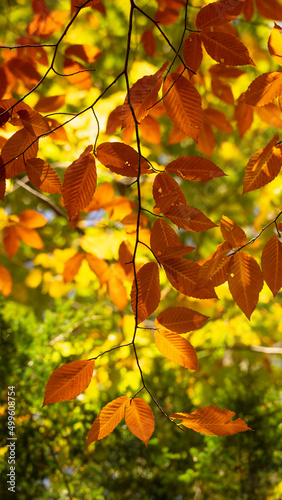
[125,398,155,446]
[196,0,243,30]
[245,71,282,107]
[198,241,232,287]
[203,108,233,134]
[227,252,263,319]
[162,258,199,296]
[15,226,44,249]
[243,134,282,193]
[131,262,160,324]
[42,359,95,406]
[170,405,252,436]
[256,0,282,21]
[165,155,225,182]
[268,23,282,67]
[200,31,254,66]
[165,205,217,232]
[34,95,66,113]
[18,209,47,228]
[96,142,151,176]
[220,215,247,247]
[141,29,156,58]
[62,145,97,220]
[183,33,203,77]
[3,226,19,258]
[63,57,92,90]
[0,264,12,296]
[63,252,85,283]
[150,218,195,261]
[163,73,202,141]
[261,235,282,296]
[85,253,111,286]
[155,327,198,370]
[157,307,208,333]
[153,172,186,214]
[234,93,254,137]
[122,61,168,128]
[0,128,38,178]
[86,396,129,445]
[26,158,62,194]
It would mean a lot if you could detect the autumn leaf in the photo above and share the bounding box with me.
[26,158,62,194]
[261,235,282,296]
[155,325,199,370]
[198,241,232,287]
[165,155,226,182]
[86,396,129,445]
[162,258,200,296]
[62,145,97,220]
[220,215,247,247]
[196,0,243,30]
[165,205,217,232]
[0,264,12,296]
[0,128,39,178]
[153,172,186,214]
[42,359,95,406]
[125,398,155,446]
[227,252,263,319]
[156,307,208,333]
[243,134,282,193]
[200,32,254,66]
[256,0,282,21]
[268,23,282,66]
[63,252,85,283]
[131,262,160,324]
[96,142,151,176]
[170,405,252,436]
[245,71,282,107]
[163,73,203,141]
[183,33,203,77]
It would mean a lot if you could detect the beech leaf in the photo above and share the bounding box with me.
[125,398,155,446]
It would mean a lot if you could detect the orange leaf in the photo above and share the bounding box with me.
[65,44,102,63]
[0,128,38,178]
[220,215,247,247]
[170,405,252,436]
[153,172,186,214]
[3,226,19,258]
[63,252,85,283]
[122,61,168,128]
[18,209,47,228]
[198,241,232,287]
[196,0,243,30]
[268,23,282,67]
[85,253,111,286]
[162,258,200,296]
[96,142,151,176]
[150,218,192,260]
[42,359,95,406]
[256,102,282,129]
[234,93,254,137]
[86,396,129,445]
[157,307,208,333]
[155,327,198,370]
[261,235,282,296]
[203,108,233,133]
[0,264,12,296]
[183,33,203,77]
[0,98,50,136]
[245,71,282,107]
[125,398,155,446]
[34,95,66,113]
[15,226,44,249]
[141,29,156,58]
[139,115,161,145]
[62,145,97,220]
[256,0,282,21]
[26,158,62,194]
[165,155,225,181]
[243,134,282,193]
[119,241,134,278]
[107,264,128,311]
[227,252,263,319]
[200,31,254,66]
[63,57,92,90]
[197,122,215,157]
[131,262,160,324]
[163,73,202,141]
[165,205,217,232]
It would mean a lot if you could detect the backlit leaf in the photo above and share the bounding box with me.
[155,327,198,370]
[170,405,252,436]
[96,142,151,176]
[15,226,44,249]
[157,307,208,333]
[141,29,156,58]
[234,93,253,137]
[245,71,282,106]
[268,23,282,66]
[200,31,254,66]
[163,73,202,141]
[131,262,160,324]
[220,215,247,247]
[62,145,97,220]
[125,398,155,446]
[256,0,282,20]
[26,158,62,194]
[162,258,199,296]
[122,61,168,128]
[85,253,111,286]
[243,134,282,193]
[198,241,232,287]
[165,155,225,182]
[0,128,38,178]
[183,33,203,77]
[261,235,282,296]
[196,0,243,30]
[86,396,129,445]
[42,359,95,406]
[63,252,85,283]
[0,264,12,296]
[203,108,233,133]
[63,57,92,90]
[18,210,47,228]
[227,252,263,319]
[165,205,217,232]
[3,226,19,258]
[153,172,186,214]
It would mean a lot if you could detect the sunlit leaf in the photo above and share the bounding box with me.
[261,235,282,296]
[125,398,155,446]
[157,307,208,333]
[245,71,282,106]
[243,134,282,193]
[42,359,95,406]
[96,142,151,176]
[131,262,160,324]
[200,32,254,66]
[220,215,247,247]
[196,0,243,30]
[153,172,186,214]
[165,155,225,182]
[63,252,85,283]
[86,396,129,445]
[26,158,62,194]
[165,205,217,232]
[155,326,198,370]
[0,264,12,296]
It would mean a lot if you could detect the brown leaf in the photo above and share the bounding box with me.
[245,71,282,107]
[165,205,217,232]
[201,31,254,66]
[26,158,62,194]
[96,142,151,176]
[131,262,160,324]
[153,172,186,214]
[220,215,247,247]
[165,155,225,182]
[196,0,243,30]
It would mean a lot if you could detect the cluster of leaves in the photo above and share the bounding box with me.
[1,0,282,454]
